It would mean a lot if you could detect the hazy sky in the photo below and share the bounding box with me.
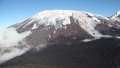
[0,0,120,28]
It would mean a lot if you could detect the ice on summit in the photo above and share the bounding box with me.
[15,10,120,38]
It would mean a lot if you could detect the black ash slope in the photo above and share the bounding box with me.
[0,38,120,68]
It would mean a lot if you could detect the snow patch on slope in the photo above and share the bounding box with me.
[31,23,37,30]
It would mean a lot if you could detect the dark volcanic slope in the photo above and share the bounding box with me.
[0,38,120,68]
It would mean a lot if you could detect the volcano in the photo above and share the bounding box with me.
[0,10,120,68]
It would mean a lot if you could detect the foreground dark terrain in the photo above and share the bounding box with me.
[0,38,120,68]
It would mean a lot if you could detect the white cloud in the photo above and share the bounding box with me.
[0,27,31,64]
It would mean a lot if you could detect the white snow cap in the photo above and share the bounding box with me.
[112,11,120,18]
[116,11,120,15]
[111,11,120,23]
[21,10,110,38]
[24,10,99,28]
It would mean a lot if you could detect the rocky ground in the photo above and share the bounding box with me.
[0,38,120,68]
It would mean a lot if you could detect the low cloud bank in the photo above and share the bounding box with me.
[0,27,31,64]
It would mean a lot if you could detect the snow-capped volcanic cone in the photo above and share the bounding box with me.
[10,10,120,45]
[1,10,120,66]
